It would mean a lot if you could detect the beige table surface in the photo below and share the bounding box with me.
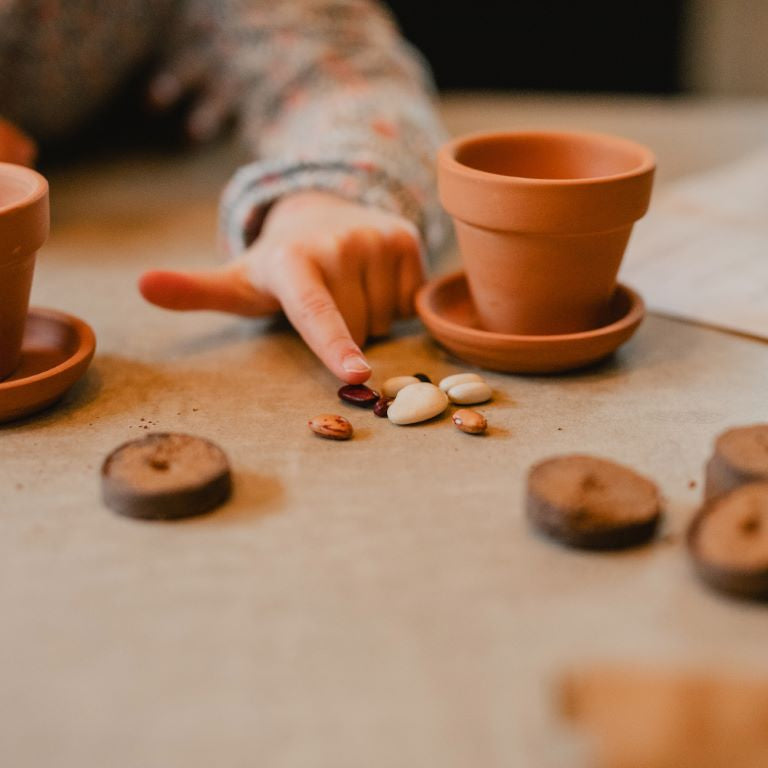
[2,94,768,767]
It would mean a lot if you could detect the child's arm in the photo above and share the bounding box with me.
[218,0,447,258]
[141,0,447,382]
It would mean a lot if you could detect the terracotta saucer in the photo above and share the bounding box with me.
[415,271,645,374]
[0,307,96,423]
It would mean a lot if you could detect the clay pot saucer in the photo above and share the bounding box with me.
[0,307,96,423]
[415,271,644,374]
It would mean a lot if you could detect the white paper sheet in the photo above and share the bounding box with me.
[622,147,768,339]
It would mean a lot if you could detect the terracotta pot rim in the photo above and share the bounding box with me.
[439,130,656,187]
[0,163,50,259]
[416,271,645,342]
[0,162,48,215]
[0,307,96,393]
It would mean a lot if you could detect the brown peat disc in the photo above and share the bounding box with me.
[688,482,768,600]
[705,424,768,501]
[101,432,231,520]
[527,454,662,550]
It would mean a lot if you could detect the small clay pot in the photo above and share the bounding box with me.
[0,163,49,380]
[438,131,655,335]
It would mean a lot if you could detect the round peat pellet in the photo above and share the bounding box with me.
[705,424,768,501]
[688,482,768,600]
[101,432,232,520]
[526,455,662,550]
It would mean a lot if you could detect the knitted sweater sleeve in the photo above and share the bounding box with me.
[219,0,448,259]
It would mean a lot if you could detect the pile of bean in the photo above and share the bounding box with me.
[308,371,493,440]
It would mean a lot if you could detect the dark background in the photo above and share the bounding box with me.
[385,1,689,94]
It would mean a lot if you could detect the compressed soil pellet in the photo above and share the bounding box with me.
[387,382,449,426]
[705,424,768,501]
[337,383,379,407]
[101,433,231,520]
[687,482,768,600]
[526,455,662,550]
[452,408,487,435]
[309,414,353,440]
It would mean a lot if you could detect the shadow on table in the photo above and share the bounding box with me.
[152,315,292,361]
[420,335,630,381]
[163,314,427,362]
[0,354,182,433]
[191,470,285,526]
[0,364,104,433]
[420,313,713,385]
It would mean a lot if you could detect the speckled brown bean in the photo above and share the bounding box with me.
[338,384,380,407]
[373,397,393,418]
[309,414,353,440]
[452,408,487,435]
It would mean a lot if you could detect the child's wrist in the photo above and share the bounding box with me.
[268,189,345,215]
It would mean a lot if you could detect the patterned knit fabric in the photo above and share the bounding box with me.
[0,0,447,256]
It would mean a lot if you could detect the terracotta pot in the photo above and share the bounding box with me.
[438,131,655,335]
[0,163,49,380]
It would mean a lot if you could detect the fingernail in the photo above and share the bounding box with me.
[342,354,371,374]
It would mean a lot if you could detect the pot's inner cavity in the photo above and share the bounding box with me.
[456,136,647,180]
[0,176,35,210]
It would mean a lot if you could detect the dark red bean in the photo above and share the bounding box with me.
[413,372,431,383]
[373,396,393,418]
[338,384,380,408]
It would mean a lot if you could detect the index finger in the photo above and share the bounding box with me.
[275,255,372,384]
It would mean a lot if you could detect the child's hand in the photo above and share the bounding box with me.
[0,118,37,166]
[139,191,425,383]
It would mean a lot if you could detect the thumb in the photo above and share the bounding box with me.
[138,262,280,317]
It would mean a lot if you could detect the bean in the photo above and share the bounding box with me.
[452,409,487,435]
[382,376,420,398]
[338,384,380,407]
[309,414,354,440]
